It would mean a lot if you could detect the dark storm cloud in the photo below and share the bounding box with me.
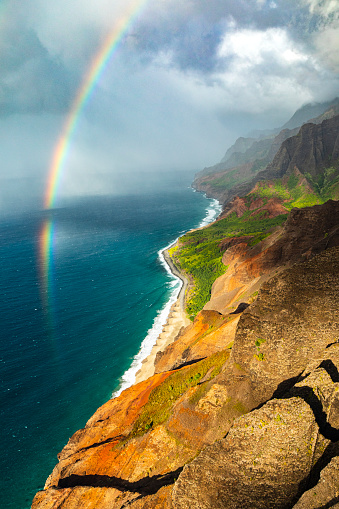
[130,0,338,78]
[0,0,337,117]
[0,23,73,115]
[129,0,302,72]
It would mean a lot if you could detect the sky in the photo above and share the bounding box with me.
[0,0,338,210]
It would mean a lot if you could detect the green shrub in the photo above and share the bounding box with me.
[131,349,230,437]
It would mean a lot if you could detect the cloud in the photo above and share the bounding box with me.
[0,12,73,115]
[303,0,339,18]
[1,0,337,118]
[24,0,129,62]
[218,27,309,69]
[300,0,339,73]
[314,26,339,72]
[209,26,319,113]
[0,0,338,209]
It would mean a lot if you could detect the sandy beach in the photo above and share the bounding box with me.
[134,246,191,384]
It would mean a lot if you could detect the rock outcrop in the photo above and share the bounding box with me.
[292,456,339,509]
[154,310,238,373]
[206,200,339,314]
[172,341,339,508]
[261,114,339,180]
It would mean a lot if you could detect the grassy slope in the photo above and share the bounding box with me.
[251,168,339,209]
[203,159,268,192]
[131,349,230,438]
[170,213,287,319]
[171,168,339,320]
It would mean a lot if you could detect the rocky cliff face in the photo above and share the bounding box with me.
[207,200,339,314]
[259,115,339,180]
[220,136,256,164]
[280,97,339,130]
[194,112,339,207]
[32,201,339,509]
[173,338,339,508]
[193,126,299,204]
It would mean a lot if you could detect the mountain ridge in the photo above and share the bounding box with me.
[194,98,339,205]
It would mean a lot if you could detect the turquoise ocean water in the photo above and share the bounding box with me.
[0,171,220,508]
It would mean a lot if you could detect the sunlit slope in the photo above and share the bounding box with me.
[171,164,339,320]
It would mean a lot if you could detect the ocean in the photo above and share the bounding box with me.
[0,170,220,508]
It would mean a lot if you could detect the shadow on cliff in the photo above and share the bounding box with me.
[272,359,339,508]
[314,497,339,509]
[58,467,183,495]
[272,359,339,442]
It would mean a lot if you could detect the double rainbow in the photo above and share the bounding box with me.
[40,0,148,317]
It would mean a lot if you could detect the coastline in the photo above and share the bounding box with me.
[162,245,189,310]
[114,196,222,396]
[134,245,191,384]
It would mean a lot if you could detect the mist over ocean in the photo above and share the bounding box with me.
[0,171,220,508]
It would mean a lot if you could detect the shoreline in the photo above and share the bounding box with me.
[134,245,190,384]
[115,196,222,394]
[162,245,189,310]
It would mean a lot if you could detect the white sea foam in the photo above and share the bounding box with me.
[112,193,221,399]
[112,239,182,398]
[198,197,222,228]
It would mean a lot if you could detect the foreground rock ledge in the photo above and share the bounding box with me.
[172,342,339,508]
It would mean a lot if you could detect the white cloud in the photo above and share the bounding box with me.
[24,0,142,65]
[314,26,339,72]
[298,0,339,73]
[304,0,339,18]
[213,27,316,113]
[0,0,338,208]
[218,27,309,69]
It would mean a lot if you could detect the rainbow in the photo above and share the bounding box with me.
[44,0,148,209]
[40,0,148,320]
[39,218,55,311]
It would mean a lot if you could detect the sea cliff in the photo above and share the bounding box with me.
[32,108,339,508]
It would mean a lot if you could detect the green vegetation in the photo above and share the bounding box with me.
[171,213,287,319]
[253,178,320,209]
[255,181,290,201]
[131,349,230,438]
[251,158,270,173]
[232,400,249,414]
[208,169,240,190]
[168,245,178,256]
[305,167,339,201]
[248,290,259,303]
[255,337,266,348]
[171,167,338,321]
[247,167,339,210]
[203,158,270,192]
[255,337,266,362]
